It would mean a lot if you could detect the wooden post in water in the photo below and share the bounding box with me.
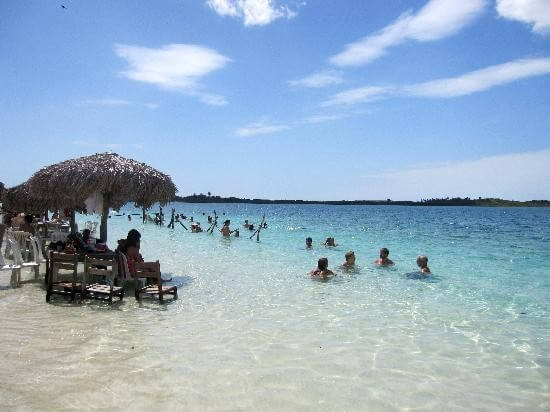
[159,206,164,226]
[249,215,265,241]
[142,207,146,224]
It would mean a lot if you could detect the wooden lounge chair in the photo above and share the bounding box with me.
[134,261,177,302]
[82,255,123,304]
[47,252,79,302]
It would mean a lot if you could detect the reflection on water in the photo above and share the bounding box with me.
[0,204,549,410]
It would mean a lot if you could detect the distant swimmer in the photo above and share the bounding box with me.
[310,257,334,280]
[234,229,239,237]
[191,222,203,233]
[342,251,356,268]
[220,219,233,237]
[374,247,394,266]
[416,255,431,274]
[305,237,313,249]
[243,219,250,228]
[324,237,337,247]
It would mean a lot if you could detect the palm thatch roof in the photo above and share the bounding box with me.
[28,152,177,209]
[27,152,177,240]
[1,181,82,214]
[2,182,48,213]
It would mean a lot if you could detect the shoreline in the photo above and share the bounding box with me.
[174,196,550,208]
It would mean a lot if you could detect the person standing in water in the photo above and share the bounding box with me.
[374,247,394,266]
[416,255,431,274]
[306,237,313,249]
[220,220,233,237]
[310,257,334,280]
[342,251,356,268]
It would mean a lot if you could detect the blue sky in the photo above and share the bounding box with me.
[1,0,549,200]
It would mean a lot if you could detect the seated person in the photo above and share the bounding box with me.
[310,257,334,280]
[324,237,337,247]
[305,237,313,248]
[416,255,431,274]
[82,228,92,243]
[342,251,356,267]
[19,214,36,235]
[374,247,394,266]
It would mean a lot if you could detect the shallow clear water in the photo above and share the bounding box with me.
[1,204,549,410]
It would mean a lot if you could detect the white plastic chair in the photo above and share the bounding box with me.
[9,236,40,281]
[0,246,21,287]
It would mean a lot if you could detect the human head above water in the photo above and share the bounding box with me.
[345,251,355,263]
[127,229,141,242]
[380,247,389,258]
[318,257,328,270]
[306,237,312,245]
[416,255,428,268]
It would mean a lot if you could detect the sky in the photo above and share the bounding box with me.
[1,0,549,201]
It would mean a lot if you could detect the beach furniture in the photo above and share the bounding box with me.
[82,255,123,304]
[0,242,21,288]
[134,261,177,302]
[117,252,133,282]
[84,221,98,235]
[46,252,79,302]
[29,236,47,279]
[9,234,41,282]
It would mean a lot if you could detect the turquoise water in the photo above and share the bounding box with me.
[1,203,549,410]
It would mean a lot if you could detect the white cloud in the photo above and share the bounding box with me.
[322,57,550,105]
[404,57,550,97]
[330,0,487,67]
[496,0,550,34]
[362,149,550,200]
[235,120,291,136]
[289,70,343,88]
[206,0,299,26]
[321,86,392,106]
[302,114,346,124]
[144,103,159,109]
[82,99,131,106]
[196,92,228,106]
[115,43,231,105]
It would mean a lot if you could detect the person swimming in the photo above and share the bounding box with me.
[310,257,334,280]
[324,237,337,247]
[342,251,356,268]
[416,255,430,274]
[305,237,313,248]
[374,247,394,266]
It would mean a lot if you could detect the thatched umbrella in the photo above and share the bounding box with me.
[2,182,51,214]
[28,152,177,241]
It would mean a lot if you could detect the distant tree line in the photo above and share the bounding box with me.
[173,194,550,207]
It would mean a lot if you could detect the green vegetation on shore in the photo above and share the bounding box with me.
[174,194,550,207]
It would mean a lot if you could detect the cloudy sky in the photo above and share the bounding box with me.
[1,0,549,200]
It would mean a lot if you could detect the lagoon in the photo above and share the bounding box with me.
[1,204,549,410]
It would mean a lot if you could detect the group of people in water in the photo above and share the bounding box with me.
[308,242,431,280]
